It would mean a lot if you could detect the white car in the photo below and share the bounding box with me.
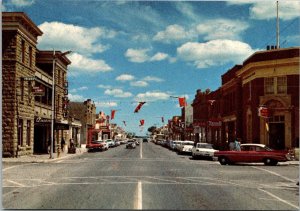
[178,141,194,155]
[174,141,184,151]
[105,139,115,148]
[191,143,218,160]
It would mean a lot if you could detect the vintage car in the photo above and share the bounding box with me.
[177,141,194,155]
[214,143,291,165]
[191,143,218,160]
[86,140,108,152]
[126,140,136,149]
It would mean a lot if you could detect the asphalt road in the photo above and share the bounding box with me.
[2,140,299,210]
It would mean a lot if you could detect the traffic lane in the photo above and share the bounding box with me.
[142,182,298,210]
[3,180,138,209]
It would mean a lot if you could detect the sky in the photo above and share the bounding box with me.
[3,0,300,136]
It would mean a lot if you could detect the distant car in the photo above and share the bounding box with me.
[214,143,291,165]
[126,140,136,149]
[143,138,148,142]
[178,141,194,155]
[191,143,218,160]
[105,139,115,148]
[174,141,184,151]
[114,140,121,146]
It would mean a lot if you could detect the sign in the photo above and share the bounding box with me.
[258,106,269,118]
[208,120,222,128]
[23,77,35,81]
[35,117,51,123]
[54,123,69,130]
[33,86,45,96]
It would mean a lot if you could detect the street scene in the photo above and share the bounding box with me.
[2,0,300,210]
[3,140,299,210]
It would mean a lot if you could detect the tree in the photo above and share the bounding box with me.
[147,126,157,134]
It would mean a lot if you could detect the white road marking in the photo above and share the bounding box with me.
[134,181,142,210]
[6,180,26,187]
[258,188,299,209]
[252,166,297,182]
[3,163,37,171]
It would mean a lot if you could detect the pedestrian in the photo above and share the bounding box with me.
[229,141,235,151]
[234,138,241,151]
[47,138,51,154]
[61,137,66,152]
[70,138,74,149]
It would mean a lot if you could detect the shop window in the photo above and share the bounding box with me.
[277,76,287,94]
[265,77,274,94]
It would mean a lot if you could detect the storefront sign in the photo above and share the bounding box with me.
[208,120,222,128]
[35,117,51,123]
[33,86,45,96]
[193,122,206,127]
[258,106,269,118]
[23,77,35,81]
[54,123,69,130]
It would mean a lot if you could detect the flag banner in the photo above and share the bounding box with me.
[178,97,186,107]
[140,119,145,126]
[111,110,116,120]
[162,117,164,123]
[134,102,146,113]
[122,121,126,127]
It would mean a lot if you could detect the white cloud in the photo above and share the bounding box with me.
[125,48,150,63]
[196,19,249,41]
[130,81,149,87]
[125,48,169,63]
[153,24,194,43]
[68,53,112,74]
[135,91,171,102]
[116,74,135,81]
[228,1,300,20]
[78,86,88,91]
[104,89,132,98]
[177,40,255,69]
[95,101,118,108]
[97,84,112,89]
[11,0,35,7]
[150,52,169,61]
[37,21,116,55]
[68,93,85,102]
[142,76,164,82]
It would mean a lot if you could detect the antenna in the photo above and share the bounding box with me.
[276,1,280,49]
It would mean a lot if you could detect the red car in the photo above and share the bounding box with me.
[214,143,291,166]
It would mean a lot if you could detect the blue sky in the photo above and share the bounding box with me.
[3,0,300,135]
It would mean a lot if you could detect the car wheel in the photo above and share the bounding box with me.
[192,153,196,159]
[219,157,228,165]
[264,158,277,166]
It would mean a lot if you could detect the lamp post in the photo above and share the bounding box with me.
[50,50,72,159]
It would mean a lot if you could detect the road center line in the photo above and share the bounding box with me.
[134,181,142,209]
[140,141,143,159]
[258,188,299,209]
[252,166,296,182]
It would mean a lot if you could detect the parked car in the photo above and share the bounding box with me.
[105,139,115,148]
[174,141,184,152]
[191,143,218,160]
[214,143,291,165]
[86,140,108,152]
[114,140,121,146]
[178,141,194,155]
[126,140,136,149]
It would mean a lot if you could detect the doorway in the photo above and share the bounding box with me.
[269,123,285,150]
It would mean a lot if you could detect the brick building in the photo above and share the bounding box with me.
[69,99,96,145]
[237,47,299,149]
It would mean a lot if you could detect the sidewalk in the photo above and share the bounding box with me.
[2,147,87,163]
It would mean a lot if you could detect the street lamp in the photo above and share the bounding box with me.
[50,50,72,159]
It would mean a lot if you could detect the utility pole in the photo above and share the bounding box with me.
[276,1,280,49]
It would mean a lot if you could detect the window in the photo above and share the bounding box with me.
[28,81,32,103]
[21,40,25,63]
[18,119,23,146]
[21,79,24,101]
[265,77,274,94]
[277,76,287,94]
[29,46,33,67]
[26,120,31,146]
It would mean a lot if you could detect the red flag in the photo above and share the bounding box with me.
[134,102,146,113]
[178,97,186,107]
[122,121,126,127]
[162,117,164,123]
[111,110,116,120]
[140,119,145,126]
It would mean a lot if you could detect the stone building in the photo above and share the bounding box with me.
[2,12,43,157]
[2,12,73,157]
[68,99,96,145]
